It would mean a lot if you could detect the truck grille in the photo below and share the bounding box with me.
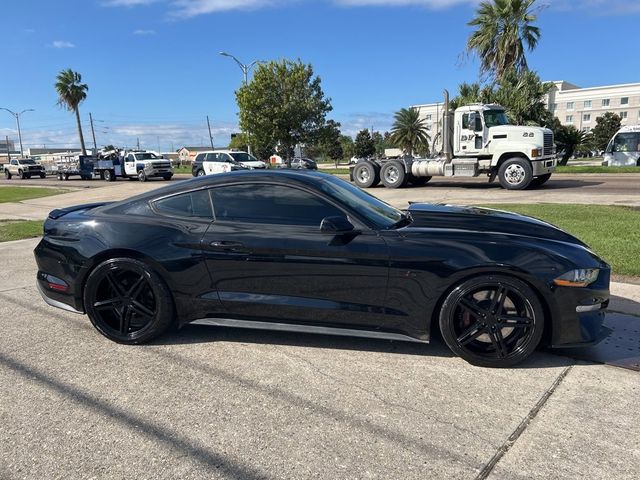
[544,132,554,156]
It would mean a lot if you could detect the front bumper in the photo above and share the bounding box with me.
[531,156,557,176]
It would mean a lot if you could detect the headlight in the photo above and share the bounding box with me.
[553,269,599,287]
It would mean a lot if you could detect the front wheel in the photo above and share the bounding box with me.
[196,169,206,177]
[529,173,552,188]
[438,275,544,367]
[380,160,408,188]
[498,158,533,190]
[40,173,46,179]
[163,174,173,181]
[138,170,147,182]
[83,258,175,344]
[18,170,24,179]
[4,170,11,179]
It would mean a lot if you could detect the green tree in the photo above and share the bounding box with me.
[305,119,343,162]
[555,125,589,165]
[353,129,376,159]
[591,112,622,151]
[236,59,332,162]
[229,132,250,151]
[389,108,431,156]
[55,69,89,155]
[467,0,541,80]
[339,135,355,161]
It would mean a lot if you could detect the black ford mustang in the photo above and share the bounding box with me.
[34,171,610,367]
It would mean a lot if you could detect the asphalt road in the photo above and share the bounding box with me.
[1,238,639,479]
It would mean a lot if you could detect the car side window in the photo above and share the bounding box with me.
[195,153,205,162]
[204,153,215,161]
[462,114,470,130]
[210,184,344,226]
[126,154,134,162]
[153,189,213,219]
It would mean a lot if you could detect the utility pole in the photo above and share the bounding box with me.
[89,112,97,154]
[5,135,10,161]
[0,107,34,158]
[206,115,214,149]
[136,137,140,150]
[157,136,161,154]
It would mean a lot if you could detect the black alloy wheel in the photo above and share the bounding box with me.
[439,275,544,367]
[84,258,174,344]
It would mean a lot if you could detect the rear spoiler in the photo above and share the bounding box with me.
[48,202,113,220]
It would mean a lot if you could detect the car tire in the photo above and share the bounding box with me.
[498,158,533,190]
[439,274,545,368]
[138,170,147,182]
[163,174,173,181]
[104,169,113,182]
[84,258,175,344]
[196,169,206,177]
[40,173,46,179]
[352,161,380,188]
[18,169,24,179]
[529,173,552,188]
[408,175,432,187]
[5,170,11,180]
[381,160,408,188]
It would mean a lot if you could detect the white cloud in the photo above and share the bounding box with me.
[338,111,393,137]
[103,0,160,6]
[168,0,285,18]
[51,40,76,49]
[133,29,156,35]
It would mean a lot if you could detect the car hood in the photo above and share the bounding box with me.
[403,203,586,246]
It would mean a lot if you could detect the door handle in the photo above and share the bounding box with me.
[209,241,246,252]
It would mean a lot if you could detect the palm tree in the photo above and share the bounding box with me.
[467,0,541,80]
[389,108,430,157]
[55,69,88,155]
[555,126,589,166]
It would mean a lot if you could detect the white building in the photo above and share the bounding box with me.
[412,81,640,133]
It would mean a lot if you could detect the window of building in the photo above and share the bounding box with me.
[620,111,628,119]
[210,184,344,226]
[566,102,574,110]
[583,114,591,122]
[425,114,432,121]
[549,103,557,112]
[582,127,591,133]
[565,115,573,123]
[621,97,629,105]
[584,100,592,108]
[154,190,213,219]
[602,99,610,107]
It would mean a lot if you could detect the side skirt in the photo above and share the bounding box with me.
[190,318,429,344]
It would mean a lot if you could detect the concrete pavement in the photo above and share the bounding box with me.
[0,237,639,479]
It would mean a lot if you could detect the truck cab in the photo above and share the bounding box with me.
[602,125,640,167]
[122,151,173,182]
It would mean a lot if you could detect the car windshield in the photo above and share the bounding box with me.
[612,132,640,153]
[483,110,510,128]
[20,159,37,165]
[134,153,158,160]
[230,152,258,163]
[319,176,404,228]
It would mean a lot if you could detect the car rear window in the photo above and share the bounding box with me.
[153,190,213,219]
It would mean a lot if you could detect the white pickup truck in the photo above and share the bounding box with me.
[3,158,46,179]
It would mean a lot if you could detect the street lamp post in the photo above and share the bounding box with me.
[1,107,34,158]
[219,52,263,156]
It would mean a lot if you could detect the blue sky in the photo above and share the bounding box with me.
[2,0,639,151]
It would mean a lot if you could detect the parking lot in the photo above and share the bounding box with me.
[1,172,640,479]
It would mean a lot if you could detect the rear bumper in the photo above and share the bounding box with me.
[37,281,83,314]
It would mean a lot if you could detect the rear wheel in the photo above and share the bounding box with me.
[380,160,408,188]
[196,169,206,177]
[439,275,544,367]
[498,157,533,190]
[352,161,380,188]
[103,169,114,182]
[84,258,175,344]
[529,173,552,188]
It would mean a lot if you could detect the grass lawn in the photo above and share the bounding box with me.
[174,166,192,174]
[482,204,640,278]
[556,165,640,174]
[0,220,44,242]
[0,186,70,203]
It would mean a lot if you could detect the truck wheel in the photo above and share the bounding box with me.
[57,172,63,181]
[40,173,46,179]
[381,160,408,189]
[498,158,533,190]
[352,162,380,188]
[4,170,11,179]
[138,170,147,182]
[529,173,551,188]
[104,169,113,182]
[409,175,432,187]
[18,169,24,179]
[163,174,173,181]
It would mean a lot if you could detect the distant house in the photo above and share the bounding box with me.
[177,146,211,164]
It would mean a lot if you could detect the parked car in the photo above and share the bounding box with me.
[191,150,265,177]
[291,157,318,170]
[4,158,46,179]
[34,171,610,367]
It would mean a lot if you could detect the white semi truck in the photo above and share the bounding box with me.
[351,91,557,190]
[602,125,640,167]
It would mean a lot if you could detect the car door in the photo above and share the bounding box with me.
[124,154,136,176]
[201,182,392,330]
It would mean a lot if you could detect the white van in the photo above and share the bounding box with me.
[603,125,640,167]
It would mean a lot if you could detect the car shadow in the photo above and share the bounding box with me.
[150,323,575,369]
[396,179,604,190]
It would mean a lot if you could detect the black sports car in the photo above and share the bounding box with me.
[34,171,610,367]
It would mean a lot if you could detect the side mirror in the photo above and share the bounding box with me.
[320,216,355,234]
